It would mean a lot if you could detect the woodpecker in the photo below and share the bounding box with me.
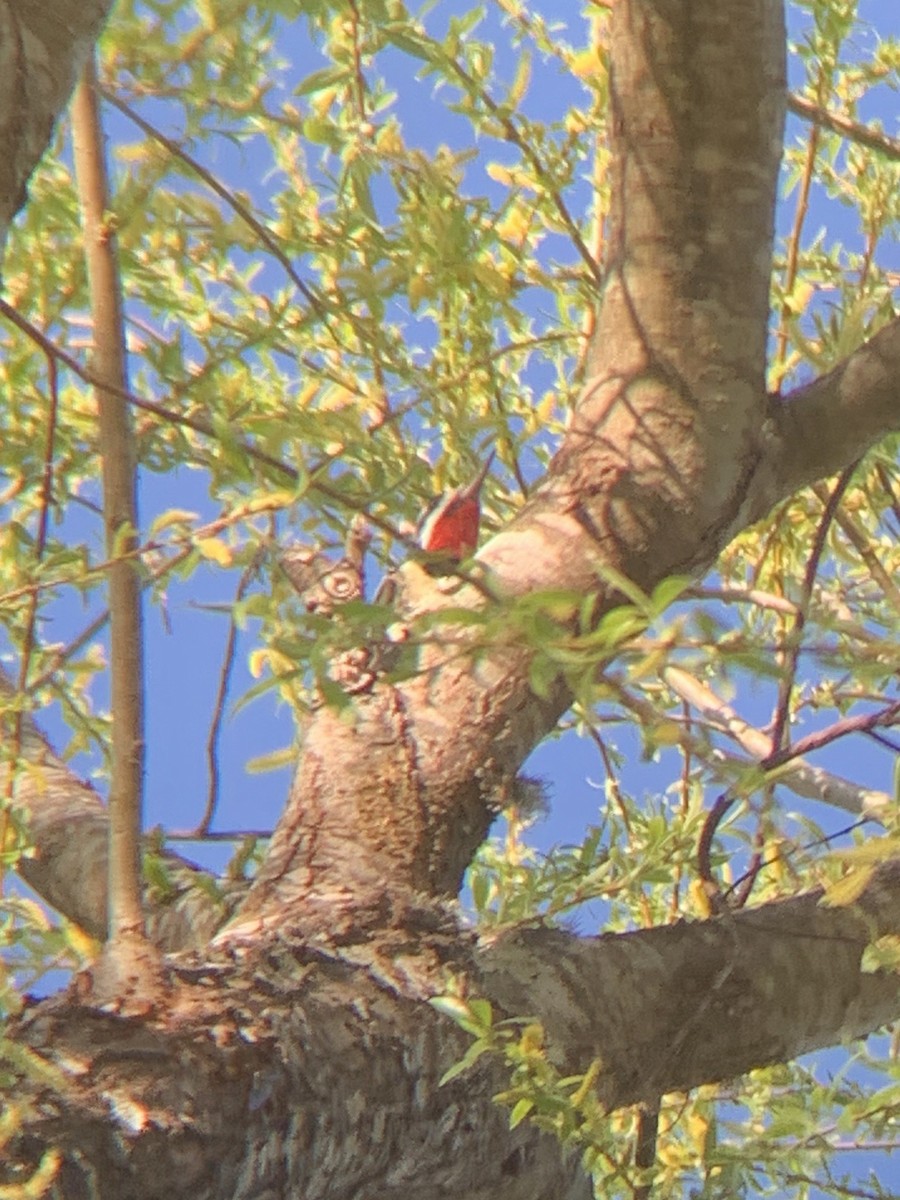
[417,452,494,563]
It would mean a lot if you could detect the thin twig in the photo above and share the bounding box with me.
[0,351,60,888]
[444,57,604,292]
[686,586,799,616]
[730,823,765,909]
[697,695,900,891]
[725,817,867,904]
[820,488,900,614]
[15,357,60,693]
[774,72,826,380]
[346,0,370,128]
[27,610,111,697]
[197,554,263,836]
[696,791,735,906]
[670,694,693,919]
[97,85,340,343]
[165,828,273,841]
[583,718,631,835]
[24,537,201,699]
[865,729,900,755]
[0,500,280,609]
[0,299,410,548]
[0,295,297,478]
[769,699,900,766]
[767,464,858,757]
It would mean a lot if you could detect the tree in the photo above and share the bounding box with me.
[1,0,899,1196]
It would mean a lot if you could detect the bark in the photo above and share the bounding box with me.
[6,932,595,1200]
[220,0,790,936]
[0,0,113,253]
[7,871,899,1197]
[752,319,900,521]
[6,1,900,1197]
[478,863,900,1110]
[2,683,231,950]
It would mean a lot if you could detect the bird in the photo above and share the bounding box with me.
[416,452,495,564]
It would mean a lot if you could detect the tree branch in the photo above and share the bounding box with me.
[662,667,891,820]
[788,92,900,162]
[224,0,792,934]
[8,868,900,1194]
[477,861,900,1111]
[13,1,899,954]
[1,672,232,951]
[72,56,148,957]
[748,318,900,523]
[0,0,113,247]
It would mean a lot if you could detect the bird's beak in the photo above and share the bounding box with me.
[461,451,496,500]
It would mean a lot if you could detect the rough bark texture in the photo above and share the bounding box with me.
[478,865,900,1109]
[5,1,900,1197]
[0,1,113,253]
[10,928,593,1200]
[8,871,900,1197]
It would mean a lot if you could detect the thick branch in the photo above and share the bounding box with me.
[2,673,229,950]
[478,862,900,1110]
[8,870,900,1196]
[14,1,898,953]
[747,317,900,523]
[227,0,790,932]
[0,0,112,251]
[8,926,593,1200]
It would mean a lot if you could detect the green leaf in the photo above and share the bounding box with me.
[649,573,692,614]
[429,995,474,1024]
[295,65,351,96]
[348,162,377,224]
[245,745,296,774]
[820,866,875,908]
[508,1097,535,1129]
[527,653,559,700]
[382,25,434,62]
[468,998,493,1028]
[438,1040,489,1086]
[148,508,199,536]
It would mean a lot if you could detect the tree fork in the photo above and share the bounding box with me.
[224,0,789,937]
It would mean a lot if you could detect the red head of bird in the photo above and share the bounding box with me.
[417,452,495,562]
